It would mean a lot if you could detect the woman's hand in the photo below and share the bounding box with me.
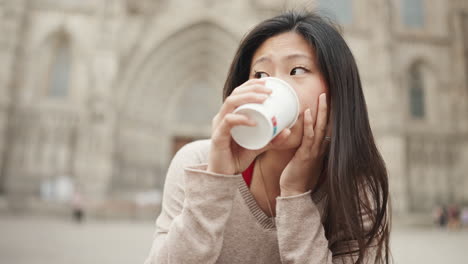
[279,93,330,196]
[207,79,290,175]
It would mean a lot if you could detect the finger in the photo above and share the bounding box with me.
[325,115,332,138]
[231,83,272,95]
[254,128,291,155]
[295,108,315,159]
[270,128,291,146]
[214,113,256,142]
[211,113,220,134]
[244,78,266,86]
[218,92,269,120]
[320,132,331,155]
[320,117,333,154]
[229,79,265,94]
[315,93,328,147]
[326,96,332,138]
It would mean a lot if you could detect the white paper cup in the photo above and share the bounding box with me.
[230,77,300,150]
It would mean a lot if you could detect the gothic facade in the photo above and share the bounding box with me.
[0,0,467,214]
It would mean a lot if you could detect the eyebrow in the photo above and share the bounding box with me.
[252,56,272,68]
[252,53,313,67]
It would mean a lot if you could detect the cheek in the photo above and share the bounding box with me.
[297,91,322,113]
[285,78,327,147]
[296,79,327,113]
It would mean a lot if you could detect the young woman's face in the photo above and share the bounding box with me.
[249,32,328,150]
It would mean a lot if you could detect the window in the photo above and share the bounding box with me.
[401,0,425,28]
[317,0,353,25]
[409,63,425,119]
[48,42,71,97]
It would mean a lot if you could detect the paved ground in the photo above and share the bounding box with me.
[0,215,467,264]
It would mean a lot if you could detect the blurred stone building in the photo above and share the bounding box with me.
[0,0,467,215]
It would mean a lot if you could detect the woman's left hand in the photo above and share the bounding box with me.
[279,93,330,197]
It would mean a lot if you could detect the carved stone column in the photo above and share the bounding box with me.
[369,0,409,213]
[0,0,28,196]
[72,0,120,202]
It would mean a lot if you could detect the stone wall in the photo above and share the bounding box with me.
[0,0,466,214]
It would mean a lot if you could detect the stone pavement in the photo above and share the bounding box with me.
[0,214,467,264]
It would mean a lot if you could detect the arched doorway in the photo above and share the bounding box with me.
[112,22,237,193]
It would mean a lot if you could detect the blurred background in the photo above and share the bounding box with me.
[0,0,467,263]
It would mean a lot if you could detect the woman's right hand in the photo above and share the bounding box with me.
[207,79,291,175]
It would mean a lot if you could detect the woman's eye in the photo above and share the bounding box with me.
[254,71,269,79]
[290,67,308,75]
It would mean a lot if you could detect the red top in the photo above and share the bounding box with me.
[242,161,255,187]
[242,160,328,190]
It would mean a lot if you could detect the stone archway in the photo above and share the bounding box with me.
[112,22,237,192]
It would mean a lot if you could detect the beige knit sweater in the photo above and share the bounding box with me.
[144,139,378,264]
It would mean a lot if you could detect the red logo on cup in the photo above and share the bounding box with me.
[272,116,278,136]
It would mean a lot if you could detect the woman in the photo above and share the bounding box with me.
[145,11,390,264]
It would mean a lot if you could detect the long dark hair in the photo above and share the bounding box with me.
[223,11,391,263]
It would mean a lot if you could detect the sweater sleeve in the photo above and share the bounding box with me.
[275,191,379,264]
[144,142,242,264]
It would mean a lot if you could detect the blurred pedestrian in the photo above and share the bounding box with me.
[461,207,468,227]
[447,204,460,230]
[71,189,84,223]
[433,205,447,227]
